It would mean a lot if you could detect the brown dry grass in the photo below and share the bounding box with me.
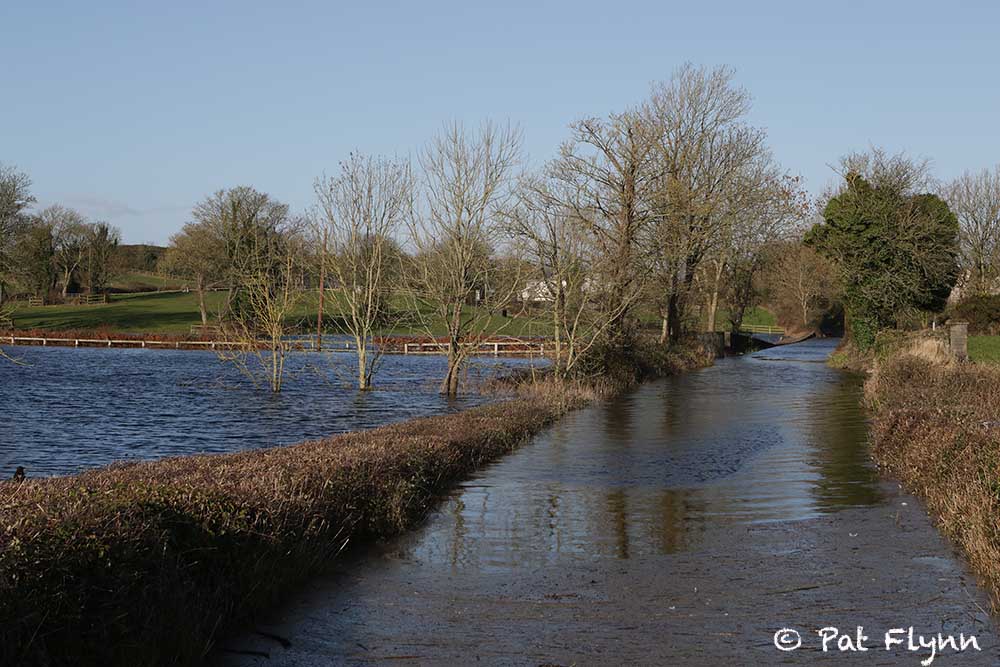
[867,344,1000,612]
[0,340,712,666]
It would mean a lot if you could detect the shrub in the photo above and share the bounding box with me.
[0,400,567,666]
[948,294,1000,335]
[866,349,1000,611]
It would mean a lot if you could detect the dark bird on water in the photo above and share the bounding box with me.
[13,466,25,481]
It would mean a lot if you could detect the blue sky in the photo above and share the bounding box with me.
[3,0,999,244]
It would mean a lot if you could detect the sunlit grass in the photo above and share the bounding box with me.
[10,289,555,337]
[969,335,1000,364]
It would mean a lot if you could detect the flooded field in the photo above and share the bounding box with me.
[0,346,541,477]
[220,338,1000,665]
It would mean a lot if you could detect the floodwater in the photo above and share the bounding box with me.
[220,338,1000,665]
[0,345,541,477]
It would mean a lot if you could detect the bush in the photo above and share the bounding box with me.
[0,399,567,666]
[948,294,1000,335]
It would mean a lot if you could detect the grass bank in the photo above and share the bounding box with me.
[970,335,1000,364]
[10,290,778,340]
[866,339,1000,611]
[0,340,713,666]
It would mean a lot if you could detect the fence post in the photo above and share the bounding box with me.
[950,321,969,362]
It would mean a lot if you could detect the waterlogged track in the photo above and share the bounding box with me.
[220,339,1000,665]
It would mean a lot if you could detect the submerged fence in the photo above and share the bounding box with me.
[1,334,552,356]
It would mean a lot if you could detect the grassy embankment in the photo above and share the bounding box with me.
[0,340,714,666]
[865,336,1000,613]
[828,332,1000,370]
[8,286,778,339]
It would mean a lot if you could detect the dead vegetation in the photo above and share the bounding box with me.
[866,340,1000,611]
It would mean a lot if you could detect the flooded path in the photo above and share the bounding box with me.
[219,339,999,665]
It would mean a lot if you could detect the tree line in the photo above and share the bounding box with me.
[0,173,122,305]
[4,63,1000,389]
[156,64,812,394]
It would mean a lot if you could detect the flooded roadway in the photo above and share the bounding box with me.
[219,339,999,665]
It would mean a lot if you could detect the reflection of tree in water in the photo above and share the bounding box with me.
[807,374,883,509]
[605,489,630,559]
[600,393,634,446]
[547,490,562,552]
[448,497,466,567]
[654,489,695,555]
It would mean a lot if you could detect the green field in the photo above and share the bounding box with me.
[9,290,551,337]
[969,336,1000,364]
[111,272,192,292]
[709,307,777,330]
[11,291,229,334]
[9,288,780,339]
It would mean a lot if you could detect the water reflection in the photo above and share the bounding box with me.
[407,338,879,567]
[0,346,542,476]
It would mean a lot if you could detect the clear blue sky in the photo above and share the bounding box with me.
[3,0,999,244]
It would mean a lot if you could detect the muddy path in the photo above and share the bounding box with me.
[216,339,999,665]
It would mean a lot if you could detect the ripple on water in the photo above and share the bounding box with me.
[0,346,545,476]
[402,338,882,567]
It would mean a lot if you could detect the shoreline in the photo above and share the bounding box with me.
[0,329,551,356]
[0,340,713,666]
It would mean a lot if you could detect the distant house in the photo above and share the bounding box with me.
[520,278,603,303]
[520,279,557,303]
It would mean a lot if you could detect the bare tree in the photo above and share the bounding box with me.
[409,121,523,396]
[762,241,840,332]
[313,153,413,390]
[711,166,808,334]
[547,110,657,350]
[0,163,35,306]
[9,217,56,299]
[834,147,933,197]
[161,221,227,326]
[80,222,121,294]
[43,206,89,298]
[947,165,1000,296]
[643,63,769,342]
[193,186,290,318]
[218,212,305,393]
[190,187,303,391]
[505,175,632,378]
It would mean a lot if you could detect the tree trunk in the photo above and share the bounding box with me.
[553,285,568,376]
[357,335,369,391]
[269,338,284,393]
[668,292,683,342]
[196,275,209,326]
[440,302,464,397]
[706,289,719,333]
[441,341,461,397]
[659,312,669,345]
[705,259,724,333]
